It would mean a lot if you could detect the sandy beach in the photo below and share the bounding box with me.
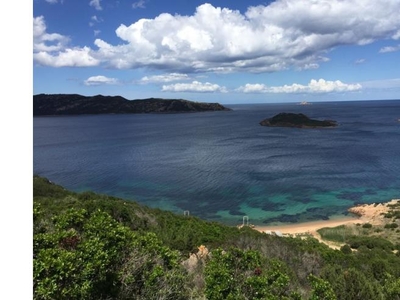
[254,216,360,235]
[253,199,400,247]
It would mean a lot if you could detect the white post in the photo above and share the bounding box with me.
[184,210,190,216]
[243,216,249,226]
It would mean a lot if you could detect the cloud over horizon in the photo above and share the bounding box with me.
[162,81,227,93]
[84,75,119,86]
[140,73,191,84]
[237,79,362,94]
[33,0,400,73]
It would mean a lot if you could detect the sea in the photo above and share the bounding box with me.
[33,100,400,226]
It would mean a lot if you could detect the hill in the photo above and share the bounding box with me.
[260,113,337,128]
[33,94,231,115]
[33,176,400,299]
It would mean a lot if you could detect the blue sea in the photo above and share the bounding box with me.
[33,100,400,226]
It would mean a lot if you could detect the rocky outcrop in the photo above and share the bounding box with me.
[33,94,231,115]
[182,245,210,273]
[260,112,337,128]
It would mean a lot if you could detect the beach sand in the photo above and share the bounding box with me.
[253,199,400,248]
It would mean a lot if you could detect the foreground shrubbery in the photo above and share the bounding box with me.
[33,176,400,299]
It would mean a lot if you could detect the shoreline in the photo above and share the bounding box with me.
[254,215,360,235]
[252,199,399,245]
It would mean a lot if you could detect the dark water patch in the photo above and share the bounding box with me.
[337,192,364,201]
[258,201,286,212]
[305,207,330,220]
[288,195,315,204]
[263,214,301,224]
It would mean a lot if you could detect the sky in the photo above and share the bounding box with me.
[33,0,400,104]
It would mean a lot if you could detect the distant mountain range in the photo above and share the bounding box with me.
[33,94,231,116]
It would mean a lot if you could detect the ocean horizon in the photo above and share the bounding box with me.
[33,99,400,226]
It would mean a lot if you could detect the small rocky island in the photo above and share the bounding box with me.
[260,113,337,128]
[33,94,231,116]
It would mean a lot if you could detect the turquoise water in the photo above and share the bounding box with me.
[33,100,400,225]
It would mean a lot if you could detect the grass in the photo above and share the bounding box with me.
[317,225,367,243]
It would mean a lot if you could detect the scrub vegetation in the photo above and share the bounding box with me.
[33,175,400,299]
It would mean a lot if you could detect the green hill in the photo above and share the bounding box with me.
[33,94,231,115]
[33,175,400,299]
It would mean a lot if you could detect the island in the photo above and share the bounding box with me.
[33,94,231,115]
[259,112,337,128]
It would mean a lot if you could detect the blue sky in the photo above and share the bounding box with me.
[33,0,400,104]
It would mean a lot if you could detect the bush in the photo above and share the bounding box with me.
[348,236,394,251]
[340,244,352,254]
[204,247,298,299]
[384,223,399,229]
[33,208,189,299]
[362,223,372,228]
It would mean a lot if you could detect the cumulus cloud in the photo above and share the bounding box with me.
[140,73,190,84]
[162,81,227,93]
[33,16,69,52]
[33,16,99,67]
[379,44,400,53]
[89,0,102,11]
[84,75,119,86]
[237,79,362,94]
[90,1,400,73]
[34,1,400,72]
[34,47,99,67]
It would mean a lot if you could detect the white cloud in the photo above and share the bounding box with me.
[34,1,400,72]
[90,1,400,72]
[132,0,146,9]
[162,81,227,93]
[84,75,119,86]
[45,0,59,3]
[355,58,366,64]
[34,47,99,67]
[393,30,400,40]
[140,73,190,84]
[237,79,362,94]
[89,0,102,11]
[300,63,320,70]
[33,16,69,52]
[237,83,268,93]
[379,44,400,53]
[89,15,103,27]
[33,16,99,67]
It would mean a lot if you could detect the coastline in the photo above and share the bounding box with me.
[252,199,400,246]
[254,215,360,235]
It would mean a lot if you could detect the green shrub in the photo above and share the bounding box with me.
[340,244,352,254]
[362,223,372,229]
[348,236,394,251]
[384,223,399,229]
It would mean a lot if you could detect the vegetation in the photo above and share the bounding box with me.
[33,94,231,115]
[259,113,337,128]
[33,176,400,299]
